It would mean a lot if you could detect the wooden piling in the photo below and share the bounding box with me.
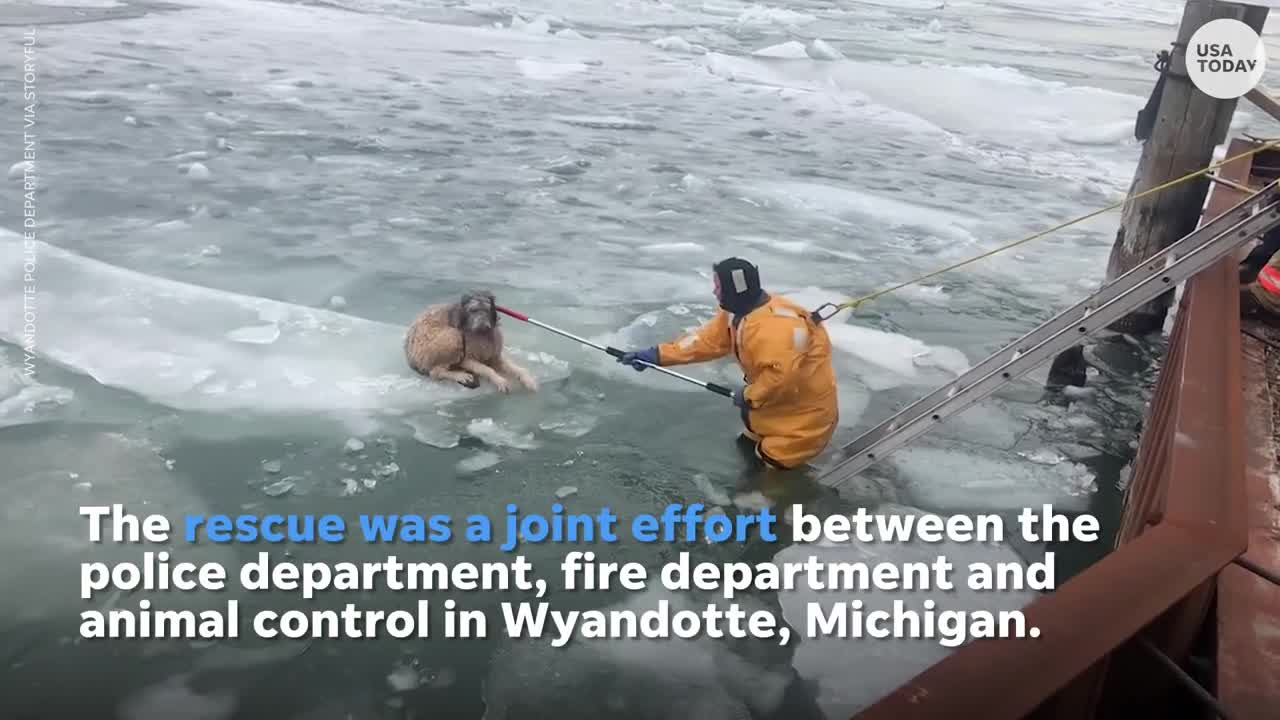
[1104,0,1269,335]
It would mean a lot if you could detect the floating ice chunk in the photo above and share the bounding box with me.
[555,28,585,40]
[1059,121,1132,146]
[118,674,237,720]
[638,241,705,253]
[891,447,1095,513]
[752,41,809,59]
[732,491,770,512]
[1063,385,1095,399]
[741,181,976,244]
[651,35,706,54]
[262,477,296,497]
[691,473,732,506]
[735,7,815,26]
[807,39,844,60]
[385,217,424,229]
[737,235,815,255]
[458,451,501,474]
[510,14,551,34]
[225,324,279,344]
[932,400,1028,450]
[0,236,569,419]
[387,662,422,692]
[542,155,591,175]
[343,438,365,454]
[516,58,586,80]
[680,174,709,192]
[8,160,31,179]
[537,414,595,438]
[202,111,235,129]
[467,418,539,450]
[1058,443,1103,461]
[908,20,946,44]
[373,462,400,479]
[554,486,578,499]
[261,459,282,474]
[1018,448,1065,466]
[1066,414,1099,429]
[0,380,74,427]
[328,295,347,310]
[555,115,655,130]
[897,284,949,305]
[826,323,969,390]
[340,478,360,496]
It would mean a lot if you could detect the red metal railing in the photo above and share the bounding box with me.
[852,138,1269,719]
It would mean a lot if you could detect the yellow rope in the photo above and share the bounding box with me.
[820,138,1280,317]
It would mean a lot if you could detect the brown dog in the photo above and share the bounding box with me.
[404,290,538,393]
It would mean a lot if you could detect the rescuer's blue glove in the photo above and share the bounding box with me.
[618,347,659,371]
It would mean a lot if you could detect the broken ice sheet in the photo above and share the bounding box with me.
[225,323,280,344]
[467,418,538,449]
[458,451,501,474]
[386,661,422,692]
[262,477,297,497]
[691,473,732,506]
[404,415,459,448]
[537,414,596,438]
[891,446,1096,513]
[1017,448,1064,466]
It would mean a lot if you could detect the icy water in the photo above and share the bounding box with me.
[4,0,1280,718]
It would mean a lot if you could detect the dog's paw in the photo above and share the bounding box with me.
[456,372,479,389]
[492,377,511,394]
[520,374,539,392]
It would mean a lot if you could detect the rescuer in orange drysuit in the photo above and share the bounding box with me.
[617,257,839,469]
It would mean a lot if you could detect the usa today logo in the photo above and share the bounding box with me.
[1188,18,1267,99]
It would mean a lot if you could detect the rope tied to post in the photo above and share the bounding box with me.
[808,138,1280,325]
[1135,47,1174,141]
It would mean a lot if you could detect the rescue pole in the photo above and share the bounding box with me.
[495,305,735,399]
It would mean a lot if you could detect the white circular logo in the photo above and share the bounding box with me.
[1187,19,1267,99]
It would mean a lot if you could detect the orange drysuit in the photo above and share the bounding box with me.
[655,294,839,469]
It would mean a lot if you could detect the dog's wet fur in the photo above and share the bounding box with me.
[404,290,538,393]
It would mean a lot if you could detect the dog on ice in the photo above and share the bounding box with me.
[404,290,538,393]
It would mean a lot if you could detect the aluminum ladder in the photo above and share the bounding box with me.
[816,179,1280,490]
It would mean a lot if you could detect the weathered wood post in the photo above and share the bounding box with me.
[1107,0,1268,334]
[1046,0,1269,388]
